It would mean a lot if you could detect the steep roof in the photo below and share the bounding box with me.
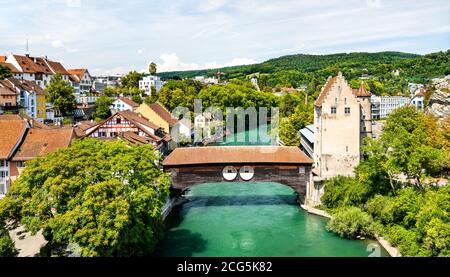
[0,115,28,159]
[84,111,161,138]
[314,76,337,108]
[0,56,5,62]
[6,78,46,95]
[117,97,138,108]
[354,84,371,97]
[163,146,312,167]
[118,131,161,145]
[68,69,88,80]
[46,60,69,75]
[148,102,178,126]
[0,62,21,73]
[12,127,74,161]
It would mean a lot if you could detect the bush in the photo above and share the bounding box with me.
[326,207,376,239]
[321,176,368,209]
[0,226,15,257]
[366,195,395,225]
[384,225,430,257]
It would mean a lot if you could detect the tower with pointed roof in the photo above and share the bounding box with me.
[306,73,372,206]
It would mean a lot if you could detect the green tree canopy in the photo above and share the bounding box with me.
[121,71,144,89]
[46,74,76,116]
[93,96,113,121]
[0,64,12,80]
[0,139,170,257]
[149,62,157,76]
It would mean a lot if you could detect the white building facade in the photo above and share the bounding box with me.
[139,75,164,95]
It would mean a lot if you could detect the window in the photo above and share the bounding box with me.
[335,98,337,103]
[331,107,337,114]
[16,161,25,168]
[346,146,349,152]
[345,107,351,115]
[116,118,121,124]
[344,98,347,104]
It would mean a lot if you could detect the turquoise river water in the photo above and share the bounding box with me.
[155,124,388,257]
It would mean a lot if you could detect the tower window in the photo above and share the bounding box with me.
[331,107,337,114]
[345,107,351,115]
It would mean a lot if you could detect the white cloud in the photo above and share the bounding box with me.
[157,53,257,72]
[196,0,228,12]
[137,49,144,55]
[51,40,64,48]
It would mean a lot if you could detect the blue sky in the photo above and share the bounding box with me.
[1,0,449,75]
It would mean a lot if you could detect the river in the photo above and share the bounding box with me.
[155,124,388,257]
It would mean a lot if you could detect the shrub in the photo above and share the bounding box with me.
[326,207,376,239]
[0,226,15,257]
[384,225,430,257]
[321,176,368,209]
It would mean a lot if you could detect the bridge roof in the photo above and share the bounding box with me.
[163,146,312,167]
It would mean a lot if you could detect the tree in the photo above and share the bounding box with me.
[131,94,143,105]
[121,71,144,89]
[321,176,368,209]
[149,62,157,76]
[0,139,170,257]
[278,117,300,146]
[279,93,296,117]
[93,96,113,121]
[46,74,76,116]
[381,106,448,187]
[0,64,12,80]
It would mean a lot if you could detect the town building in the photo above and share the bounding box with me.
[0,53,70,89]
[0,81,19,114]
[80,110,170,154]
[111,97,139,113]
[193,76,218,85]
[92,74,123,90]
[410,89,425,110]
[370,95,410,119]
[68,69,92,93]
[139,75,164,95]
[0,78,47,122]
[0,115,74,198]
[250,74,260,91]
[135,102,177,134]
[307,73,372,206]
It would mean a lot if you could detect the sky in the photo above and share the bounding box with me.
[0,0,449,75]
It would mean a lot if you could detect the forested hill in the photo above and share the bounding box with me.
[158,50,450,88]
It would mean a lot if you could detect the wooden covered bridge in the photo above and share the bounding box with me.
[162,146,313,201]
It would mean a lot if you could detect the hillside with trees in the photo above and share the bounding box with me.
[159,50,450,96]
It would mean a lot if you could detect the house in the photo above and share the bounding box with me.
[307,73,372,206]
[0,115,74,198]
[111,97,139,113]
[0,115,28,197]
[0,81,19,114]
[172,118,193,142]
[93,74,123,89]
[0,78,47,122]
[410,89,425,110]
[193,76,218,85]
[135,102,177,134]
[81,110,170,154]
[370,95,410,119]
[194,112,213,129]
[1,53,70,89]
[10,126,74,182]
[68,69,92,93]
[139,75,164,95]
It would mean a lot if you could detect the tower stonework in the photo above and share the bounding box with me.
[306,73,372,206]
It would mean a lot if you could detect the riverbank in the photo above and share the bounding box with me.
[301,204,401,257]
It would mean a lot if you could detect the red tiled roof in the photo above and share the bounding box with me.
[117,97,139,108]
[84,111,162,138]
[0,56,6,62]
[354,84,371,97]
[6,78,46,95]
[148,102,178,126]
[47,60,69,75]
[0,115,28,159]
[314,76,337,108]
[163,146,312,166]
[67,69,87,80]
[13,55,48,74]
[118,131,162,145]
[0,62,21,73]
[12,127,74,161]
